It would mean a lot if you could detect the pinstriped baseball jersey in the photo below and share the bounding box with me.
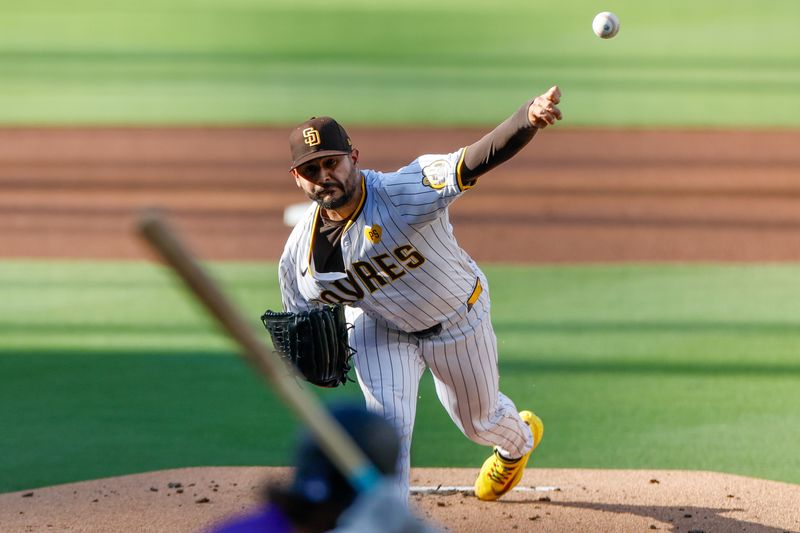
[279,148,484,331]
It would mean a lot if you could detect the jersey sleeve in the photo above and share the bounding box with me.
[381,149,468,225]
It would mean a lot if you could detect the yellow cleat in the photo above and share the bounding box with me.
[474,410,544,501]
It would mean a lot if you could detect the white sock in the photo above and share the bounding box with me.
[495,447,520,462]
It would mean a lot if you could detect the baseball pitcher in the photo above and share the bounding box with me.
[276,86,562,500]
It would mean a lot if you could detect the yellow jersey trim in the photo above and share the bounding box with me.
[456,147,476,190]
[306,204,322,275]
[467,277,483,308]
[343,174,367,234]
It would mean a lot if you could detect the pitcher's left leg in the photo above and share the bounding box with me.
[422,290,540,500]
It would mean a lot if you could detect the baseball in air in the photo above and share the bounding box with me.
[592,11,620,39]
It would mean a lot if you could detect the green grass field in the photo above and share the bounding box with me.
[2,260,799,493]
[2,0,799,497]
[0,0,799,126]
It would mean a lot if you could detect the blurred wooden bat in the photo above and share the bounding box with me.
[136,209,380,492]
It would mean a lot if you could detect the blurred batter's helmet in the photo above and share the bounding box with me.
[271,403,400,508]
[289,116,353,170]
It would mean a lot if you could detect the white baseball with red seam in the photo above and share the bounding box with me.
[592,11,620,39]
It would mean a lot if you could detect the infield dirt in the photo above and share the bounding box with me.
[2,127,799,532]
[2,127,800,262]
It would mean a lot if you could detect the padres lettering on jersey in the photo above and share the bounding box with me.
[280,149,482,333]
[318,244,426,304]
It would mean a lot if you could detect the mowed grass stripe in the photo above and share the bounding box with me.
[1,260,799,492]
[0,0,799,125]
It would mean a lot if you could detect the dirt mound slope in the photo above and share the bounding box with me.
[1,467,797,532]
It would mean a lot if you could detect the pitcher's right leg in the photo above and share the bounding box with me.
[346,308,426,498]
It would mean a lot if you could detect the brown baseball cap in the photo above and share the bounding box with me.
[289,116,353,169]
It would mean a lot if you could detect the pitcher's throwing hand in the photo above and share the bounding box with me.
[528,85,562,128]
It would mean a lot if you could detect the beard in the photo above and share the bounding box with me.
[309,168,359,209]
[316,185,350,209]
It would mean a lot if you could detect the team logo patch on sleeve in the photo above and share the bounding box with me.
[365,224,382,244]
[421,159,451,190]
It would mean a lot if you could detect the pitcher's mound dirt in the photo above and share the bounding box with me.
[1,467,797,532]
